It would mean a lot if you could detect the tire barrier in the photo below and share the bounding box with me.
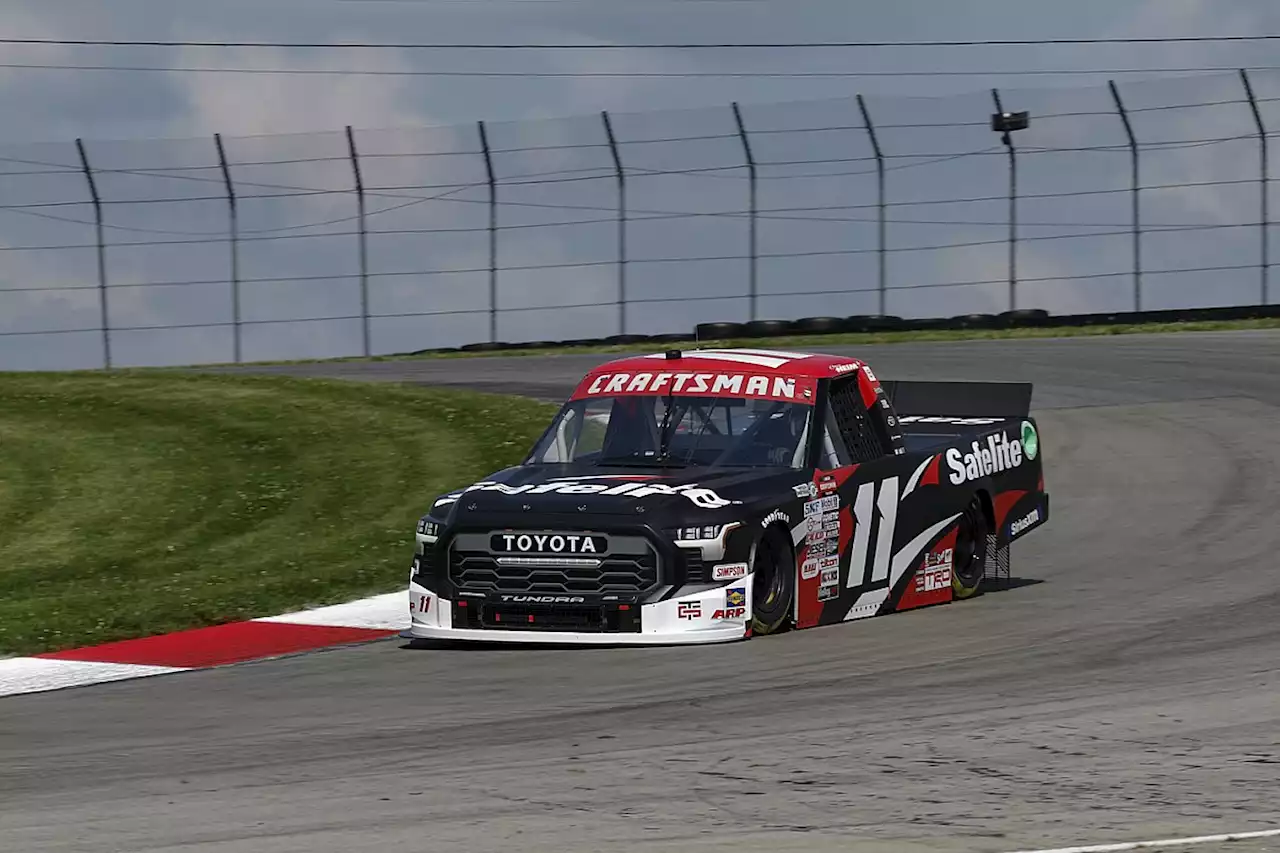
[401,302,1280,356]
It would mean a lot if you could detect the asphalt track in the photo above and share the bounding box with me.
[4,330,1280,853]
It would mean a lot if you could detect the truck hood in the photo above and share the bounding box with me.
[428,464,797,520]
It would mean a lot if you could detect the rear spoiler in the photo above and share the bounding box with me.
[878,380,1034,419]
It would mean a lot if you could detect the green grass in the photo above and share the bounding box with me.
[0,371,558,656]
[198,316,1280,368]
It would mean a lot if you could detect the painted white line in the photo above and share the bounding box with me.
[253,591,406,630]
[0,658,187,697]
[1005,827,1280,853]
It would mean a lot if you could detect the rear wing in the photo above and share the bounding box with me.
[878,380,1033,420]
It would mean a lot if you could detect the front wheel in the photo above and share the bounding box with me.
[750,525,795,635]
[952,494,989,599]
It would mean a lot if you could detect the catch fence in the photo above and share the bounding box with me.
[0,69,1277,370]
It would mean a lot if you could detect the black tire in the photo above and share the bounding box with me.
[743,319,795,338]
[695,321,746,341]
[751,525,796,635]
[952,494,990,599]
[846,314,904,332]
[999,308,1050,327]
[793,316,845,334]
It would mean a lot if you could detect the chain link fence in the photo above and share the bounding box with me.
[0,69,1276,370]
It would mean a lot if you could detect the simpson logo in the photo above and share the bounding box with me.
[491,533,605,554]
[946,431,1024,485]
[446,479,738,510]
[1010,507,1042,536]
[584,371,801,400]
[501,595,587,604]
[818,475,837,493]
[712,562,748,581]
[677,601,702,620]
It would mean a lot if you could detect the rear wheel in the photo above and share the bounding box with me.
[750,525,795,635]
[952,494,989,599]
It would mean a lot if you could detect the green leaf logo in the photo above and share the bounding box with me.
[1021,420,1039,460]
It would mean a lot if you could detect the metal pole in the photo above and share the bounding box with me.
[731,101,758,321]
[992,89,1018,312]
[346,126,370,357]
[602,110,627,335]
[1241,69,1270,304]
[478,120,498,343]
[214,133,241,363]
[1109,80,1142,312]
[76,138,111,370]
[857,94,886,316]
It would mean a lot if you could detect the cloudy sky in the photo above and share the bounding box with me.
[1,0,1278,369]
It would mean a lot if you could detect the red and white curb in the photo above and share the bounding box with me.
[0,592,406,698]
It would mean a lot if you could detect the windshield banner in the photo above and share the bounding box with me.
[572,370,817,404]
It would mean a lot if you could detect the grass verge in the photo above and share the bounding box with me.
[0,371,558,656]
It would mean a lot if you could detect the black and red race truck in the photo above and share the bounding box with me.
[406,347,1048,645]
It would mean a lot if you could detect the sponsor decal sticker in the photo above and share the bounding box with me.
[916,547,953,593]
[817,585,839,602]
[1021,420,1039,460]
[793,482,819,499]
[833,362,861,374]
[677,601,702,620]
[725,587,746,608]
[818,474,837,493]
[762,509,790,527]
[712,562,748,581]
[945,431,1024,485]
[711,607,747,620]
[582,371,805,401]
[803,499,824,518]
[1010,507,1042,536]
[819,567,839,585]
[800,557,819,580]
[820,495,840,511]
[453,478,739,509]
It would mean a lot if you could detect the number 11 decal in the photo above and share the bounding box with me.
[847,476,900,589]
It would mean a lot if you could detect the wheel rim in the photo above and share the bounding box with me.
[953,499,987,587]
[754,534,785,609]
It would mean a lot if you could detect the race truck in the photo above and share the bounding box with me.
[406,347,1048,645]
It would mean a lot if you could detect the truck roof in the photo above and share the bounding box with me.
[570,348,873,405]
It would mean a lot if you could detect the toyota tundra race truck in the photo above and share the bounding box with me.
[405,347,1048,645]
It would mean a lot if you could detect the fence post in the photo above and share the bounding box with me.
[731,101,758,321]
[991,89,1019,312]
[75,138,111,370]
[1109,80,1142,313]
[1241,69,1270,304]
[602,110,627,335]
[214,133,241,363]
[857,94,886,316]
[345,126,371,357]
[478,120,498,343]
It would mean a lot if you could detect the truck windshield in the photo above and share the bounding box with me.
[528,394,813,469]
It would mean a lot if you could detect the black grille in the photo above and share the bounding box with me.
[453,600,641,633]
[682,549,711,584]
[447,531,660,595]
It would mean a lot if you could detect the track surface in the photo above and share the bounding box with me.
[4,331,1280,852]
